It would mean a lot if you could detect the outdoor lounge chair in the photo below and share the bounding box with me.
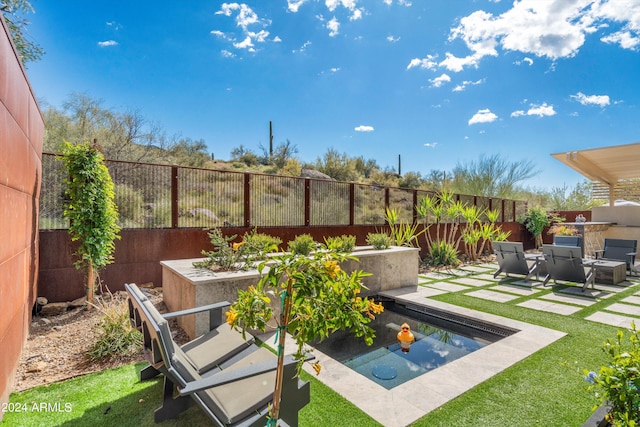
[492,241,543,280]
[541,245,596,291]
[594,238,637,274]
[553,235,583,257]
[126,283,311,426]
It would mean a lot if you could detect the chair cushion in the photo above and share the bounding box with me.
[181,325,254,374]
[201,347,277,424]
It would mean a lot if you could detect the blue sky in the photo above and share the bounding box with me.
[24,0,640,190]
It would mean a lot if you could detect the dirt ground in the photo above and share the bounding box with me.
[12,289,168,392]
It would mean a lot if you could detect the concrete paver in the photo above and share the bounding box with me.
[517,299,583,315]
[539,293,596,307]
[606,302,640,316]
[450,277,494,287]
[621,295,640,305]
[490,284,542,296]
[424,282,470,293]
[586,312,639,328]
[466,289,520,303]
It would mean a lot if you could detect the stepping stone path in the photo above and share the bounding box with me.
[420,262,640,328]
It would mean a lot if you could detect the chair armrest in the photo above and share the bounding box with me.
[594,250,604,259]
[179,353,314,395]
[162,301,231,319]
[163,301,232,330]
[626,251,637,256]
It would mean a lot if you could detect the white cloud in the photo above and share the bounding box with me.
[406,54,438,70]
[468,109,498,125]
[430,73,451,88]
[511,102,556,117]
[527,103,556,117]
[387,35,400,43]
[273,36,282,43]
[424,142,438,148]
[293,40,312,53]
[354,125,374,132]
[440,0,640,72]
[327,17,340,37]
[98,40,118,47]
[330,67,341,73]
[221,50,235,58]
[452,78,484,92]
[571,92,610,107]
[439,51,485,72]
[350,8,363,21]
[215,3,271,52]
[514,57,534,66]
[287,0,307,13]
[384,0,412,5]
[234,36,254,50]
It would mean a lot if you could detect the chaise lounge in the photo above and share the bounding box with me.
[126,283,311,426]
[541,245,596,291]
[492,241,543,281]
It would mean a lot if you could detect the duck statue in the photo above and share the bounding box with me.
[397,323,415,352]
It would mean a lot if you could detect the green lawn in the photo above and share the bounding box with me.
[6,271,639,426]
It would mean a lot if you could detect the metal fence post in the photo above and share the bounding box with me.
[244,173,251,227]
[171,166,179,228]
[304,178,311,226]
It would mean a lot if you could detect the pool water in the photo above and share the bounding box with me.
[313,300,514,390]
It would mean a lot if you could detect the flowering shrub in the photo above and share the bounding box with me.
[584,322,640,426]
[325,234,356,252]
[195,228,280,271]
[226,245,383,422]
[287,233,317,256]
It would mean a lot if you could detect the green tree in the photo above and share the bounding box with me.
[168,138,209,167]
[313,148,359,181]
[452,154,539,198]
[260,139,298,169]
[546,180,596,210]
[399,171,425,189]
[1,0,44,64]
[231,144,260,166]
[60,141,120,303]
[226,247,382,424]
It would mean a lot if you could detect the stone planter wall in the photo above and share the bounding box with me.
[161,246,419,339]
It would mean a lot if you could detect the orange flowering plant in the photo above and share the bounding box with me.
[225,245,383,423]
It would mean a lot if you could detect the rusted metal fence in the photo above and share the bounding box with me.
[40,153,527,230]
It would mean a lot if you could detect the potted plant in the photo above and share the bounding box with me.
[583,322,640,426]
[226,245,384,425]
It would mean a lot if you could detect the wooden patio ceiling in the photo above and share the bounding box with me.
[551,142,640,205]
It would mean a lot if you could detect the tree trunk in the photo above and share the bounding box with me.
[86,260,95,305]
[269,277,293,423]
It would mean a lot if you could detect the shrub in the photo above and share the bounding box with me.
[584,322,640,426]
[366,232,393,250]
[427,241,460,267]
[288,234,316,256]
[241,229,282,257]
[548,224,579,236]
[325,235,356,252]
[88,292,142,361]
[196,228,281,271]
[196,228,244,271]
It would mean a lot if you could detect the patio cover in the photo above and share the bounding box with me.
[551,142,640,206]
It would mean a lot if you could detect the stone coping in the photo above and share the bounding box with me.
[269,288,567,427]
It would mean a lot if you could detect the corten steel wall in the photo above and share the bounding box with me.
[0,18,44,419]
[38,222,525,302]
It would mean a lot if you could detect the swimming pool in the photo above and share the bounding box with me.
[312,299,517,389]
